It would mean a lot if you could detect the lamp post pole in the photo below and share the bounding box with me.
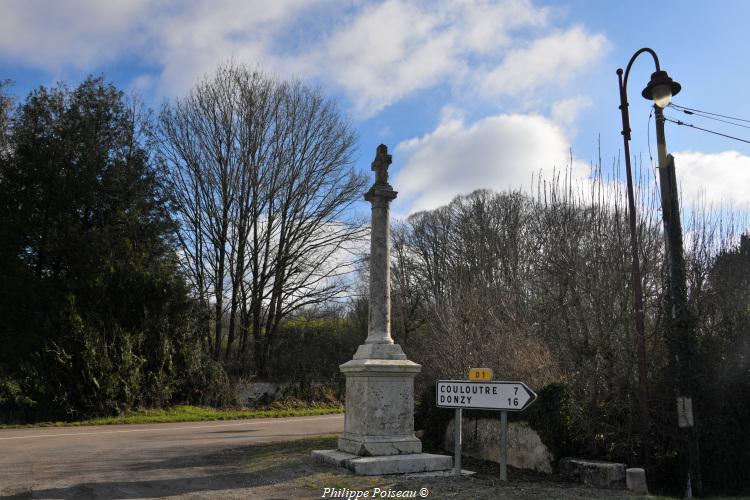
[617,47,700,496]
[654,92,702,500]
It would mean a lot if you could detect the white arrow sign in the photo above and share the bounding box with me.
[436,380,537,411]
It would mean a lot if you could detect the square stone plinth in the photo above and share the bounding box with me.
[312,450,453,476]
[338,355,422,456]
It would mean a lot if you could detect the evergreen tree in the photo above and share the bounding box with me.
[0,77,213,421]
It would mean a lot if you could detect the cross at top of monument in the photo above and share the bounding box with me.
[364,144,397,204]
[371,144,392,184]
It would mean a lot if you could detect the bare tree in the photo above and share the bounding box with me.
[397,161,671,454]
[0,80,14,157]
[158,63,366,374]
[391,222,426,348]
[159,66,241,358]
[386,151,749,485]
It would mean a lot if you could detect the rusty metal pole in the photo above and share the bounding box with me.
[617,64,651,469]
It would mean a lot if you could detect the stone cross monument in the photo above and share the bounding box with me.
[362,145,398,346]
[313,145,451,475]
[337,145,422,456]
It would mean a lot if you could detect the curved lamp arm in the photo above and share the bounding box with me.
[621,47,661,92]
[617,47,661,141]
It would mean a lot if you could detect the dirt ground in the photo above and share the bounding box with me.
[5,434,669,499]
[0,430,680,500]
[275,436,664,500]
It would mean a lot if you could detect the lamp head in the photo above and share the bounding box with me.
[641,70,681,108]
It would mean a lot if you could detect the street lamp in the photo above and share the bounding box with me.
[641,70,681,108]
[617,48,700,496]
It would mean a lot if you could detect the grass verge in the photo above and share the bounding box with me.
[0,403,343,429]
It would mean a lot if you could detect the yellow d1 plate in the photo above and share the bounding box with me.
[468,368,493,381]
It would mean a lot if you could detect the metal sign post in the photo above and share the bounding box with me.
[500,410,508,481]
[454,408,462,476]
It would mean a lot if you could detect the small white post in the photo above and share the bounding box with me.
[500,410,508,481]
[454,408,462,476]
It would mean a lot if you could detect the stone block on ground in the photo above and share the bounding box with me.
[626,467,648,493]
[559,458,626,488]
[444,417,553,473]
[236,381,286,406]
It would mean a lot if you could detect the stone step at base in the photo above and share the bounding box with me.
[312,450,453,476]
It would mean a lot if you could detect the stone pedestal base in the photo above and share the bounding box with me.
[338,344,421,456]
[312,449,453,476]
[315,342,454,476]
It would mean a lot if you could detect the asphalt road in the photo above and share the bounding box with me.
[0,414,344,499]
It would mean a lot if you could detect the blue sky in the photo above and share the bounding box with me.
[2,0,749,219]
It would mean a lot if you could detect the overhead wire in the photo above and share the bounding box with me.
[663,116,750,145]
[668,104,750,130]
[669,103,750,124]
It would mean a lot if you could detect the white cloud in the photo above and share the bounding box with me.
[146,0,320,97]
[0,0,325,96]
[479,26,609,98]
[450,0,550,53]
[306,0,454,115]
[390,130,749,217]
[299,0,557,115]
[0,0,607,116]
[672,151,750,209]
[0,0,151,70]
[393,112,589,213]
[551,95,592,128]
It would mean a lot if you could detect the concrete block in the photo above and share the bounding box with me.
[626,467,648,493]
[559,458,626,488]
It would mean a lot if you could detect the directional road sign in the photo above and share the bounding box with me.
[436,380,537,411]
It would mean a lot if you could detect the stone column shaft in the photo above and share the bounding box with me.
[366,195,393,344]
